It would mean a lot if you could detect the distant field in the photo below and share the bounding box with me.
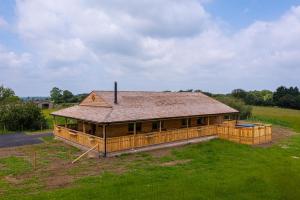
[250,106,300,133]
[42,108,57,129]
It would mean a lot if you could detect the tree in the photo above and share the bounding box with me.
[0,85,18,102]
[214,95,252,119]
[273,86,300,109]
[50,87,63,104]
[232,89,247,99]
[62,90,74,103]
[0,102,47,131]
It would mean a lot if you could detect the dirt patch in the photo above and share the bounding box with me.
[160,159,191,167]
[0,147,25,158]
[5,175,22,185]
[46,175,74,189]
[257,126,298,147]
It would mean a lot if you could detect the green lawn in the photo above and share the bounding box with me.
[1,106,300,200]
[42,108,57,129]
[250,106,300,132]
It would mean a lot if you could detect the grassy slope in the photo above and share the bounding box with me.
[250,106,300,132]
[1,106,300,200]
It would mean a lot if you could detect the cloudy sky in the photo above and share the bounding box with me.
[1,0,300,96]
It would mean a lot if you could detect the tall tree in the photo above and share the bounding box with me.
[50,87,63,104]
[62,90,74,103]
[0,85,19,103]
[0,85,15,100]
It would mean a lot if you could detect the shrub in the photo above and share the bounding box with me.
[0,102,47,131]
[214,95,252,119]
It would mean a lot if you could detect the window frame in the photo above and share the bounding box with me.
[197,117,206,126]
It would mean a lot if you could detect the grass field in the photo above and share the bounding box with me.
[250,106,300,132]
[1,106,300,200]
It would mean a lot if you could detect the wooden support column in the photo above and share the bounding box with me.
[133,122,137,149]
[159,120,162,132]
[186,118,189,139]
[207,116,210,126]
[103,124,107,157]
[82,121,86,133]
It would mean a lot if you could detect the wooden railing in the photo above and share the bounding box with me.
[217,124,272,145]
[54,125,104,151]
[106,125,217,152]
[54,120,272,154]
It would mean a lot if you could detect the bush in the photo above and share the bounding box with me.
[214,95,252,119]
[0,102,47,131]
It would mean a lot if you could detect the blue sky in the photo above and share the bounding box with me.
[207,0,300,29]
[0,0,300,96]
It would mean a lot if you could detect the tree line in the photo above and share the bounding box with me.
[50,87,88,104]
[231,86,300,109]
[177,85,300,119]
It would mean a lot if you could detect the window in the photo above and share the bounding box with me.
[152,121,159,131]
[224,115,230,120]
[197,117,206,125]
[181,118,191,127]
[128,123,134,132]
[128,123,142,132]
[136,123,142,132]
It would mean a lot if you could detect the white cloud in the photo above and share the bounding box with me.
[1,0,299,96]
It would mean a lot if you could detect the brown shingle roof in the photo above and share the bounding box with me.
[51,91,238,123]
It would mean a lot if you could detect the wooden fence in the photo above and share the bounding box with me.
[54,126,104,151]
[106,125,217,152]
[217,124,272,145]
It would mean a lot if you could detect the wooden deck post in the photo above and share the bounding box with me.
[159,121,162,132]
[186,118,189,139]
[103,124,107,157]
[133,122,136,149]
[83,121,86,133]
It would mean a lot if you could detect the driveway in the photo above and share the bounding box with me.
[0,132,53,148]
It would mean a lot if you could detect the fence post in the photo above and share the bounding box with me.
[32,151,36,170]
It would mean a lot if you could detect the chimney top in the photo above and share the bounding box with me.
[114,81,118,104]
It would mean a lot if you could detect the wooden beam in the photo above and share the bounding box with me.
[159,120,162,132]
[103,124,107,157]
[83,121,86,133]
[72,144,99,164]
[134,122,136,135]
[186,118,189,140]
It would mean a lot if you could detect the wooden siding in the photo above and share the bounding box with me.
[80,92,111,107]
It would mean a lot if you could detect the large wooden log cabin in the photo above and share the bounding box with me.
[51,83,272,157]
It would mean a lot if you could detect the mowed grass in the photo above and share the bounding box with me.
[1,106,300,200]
[1,136,300,200]
[251,106,300,132]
